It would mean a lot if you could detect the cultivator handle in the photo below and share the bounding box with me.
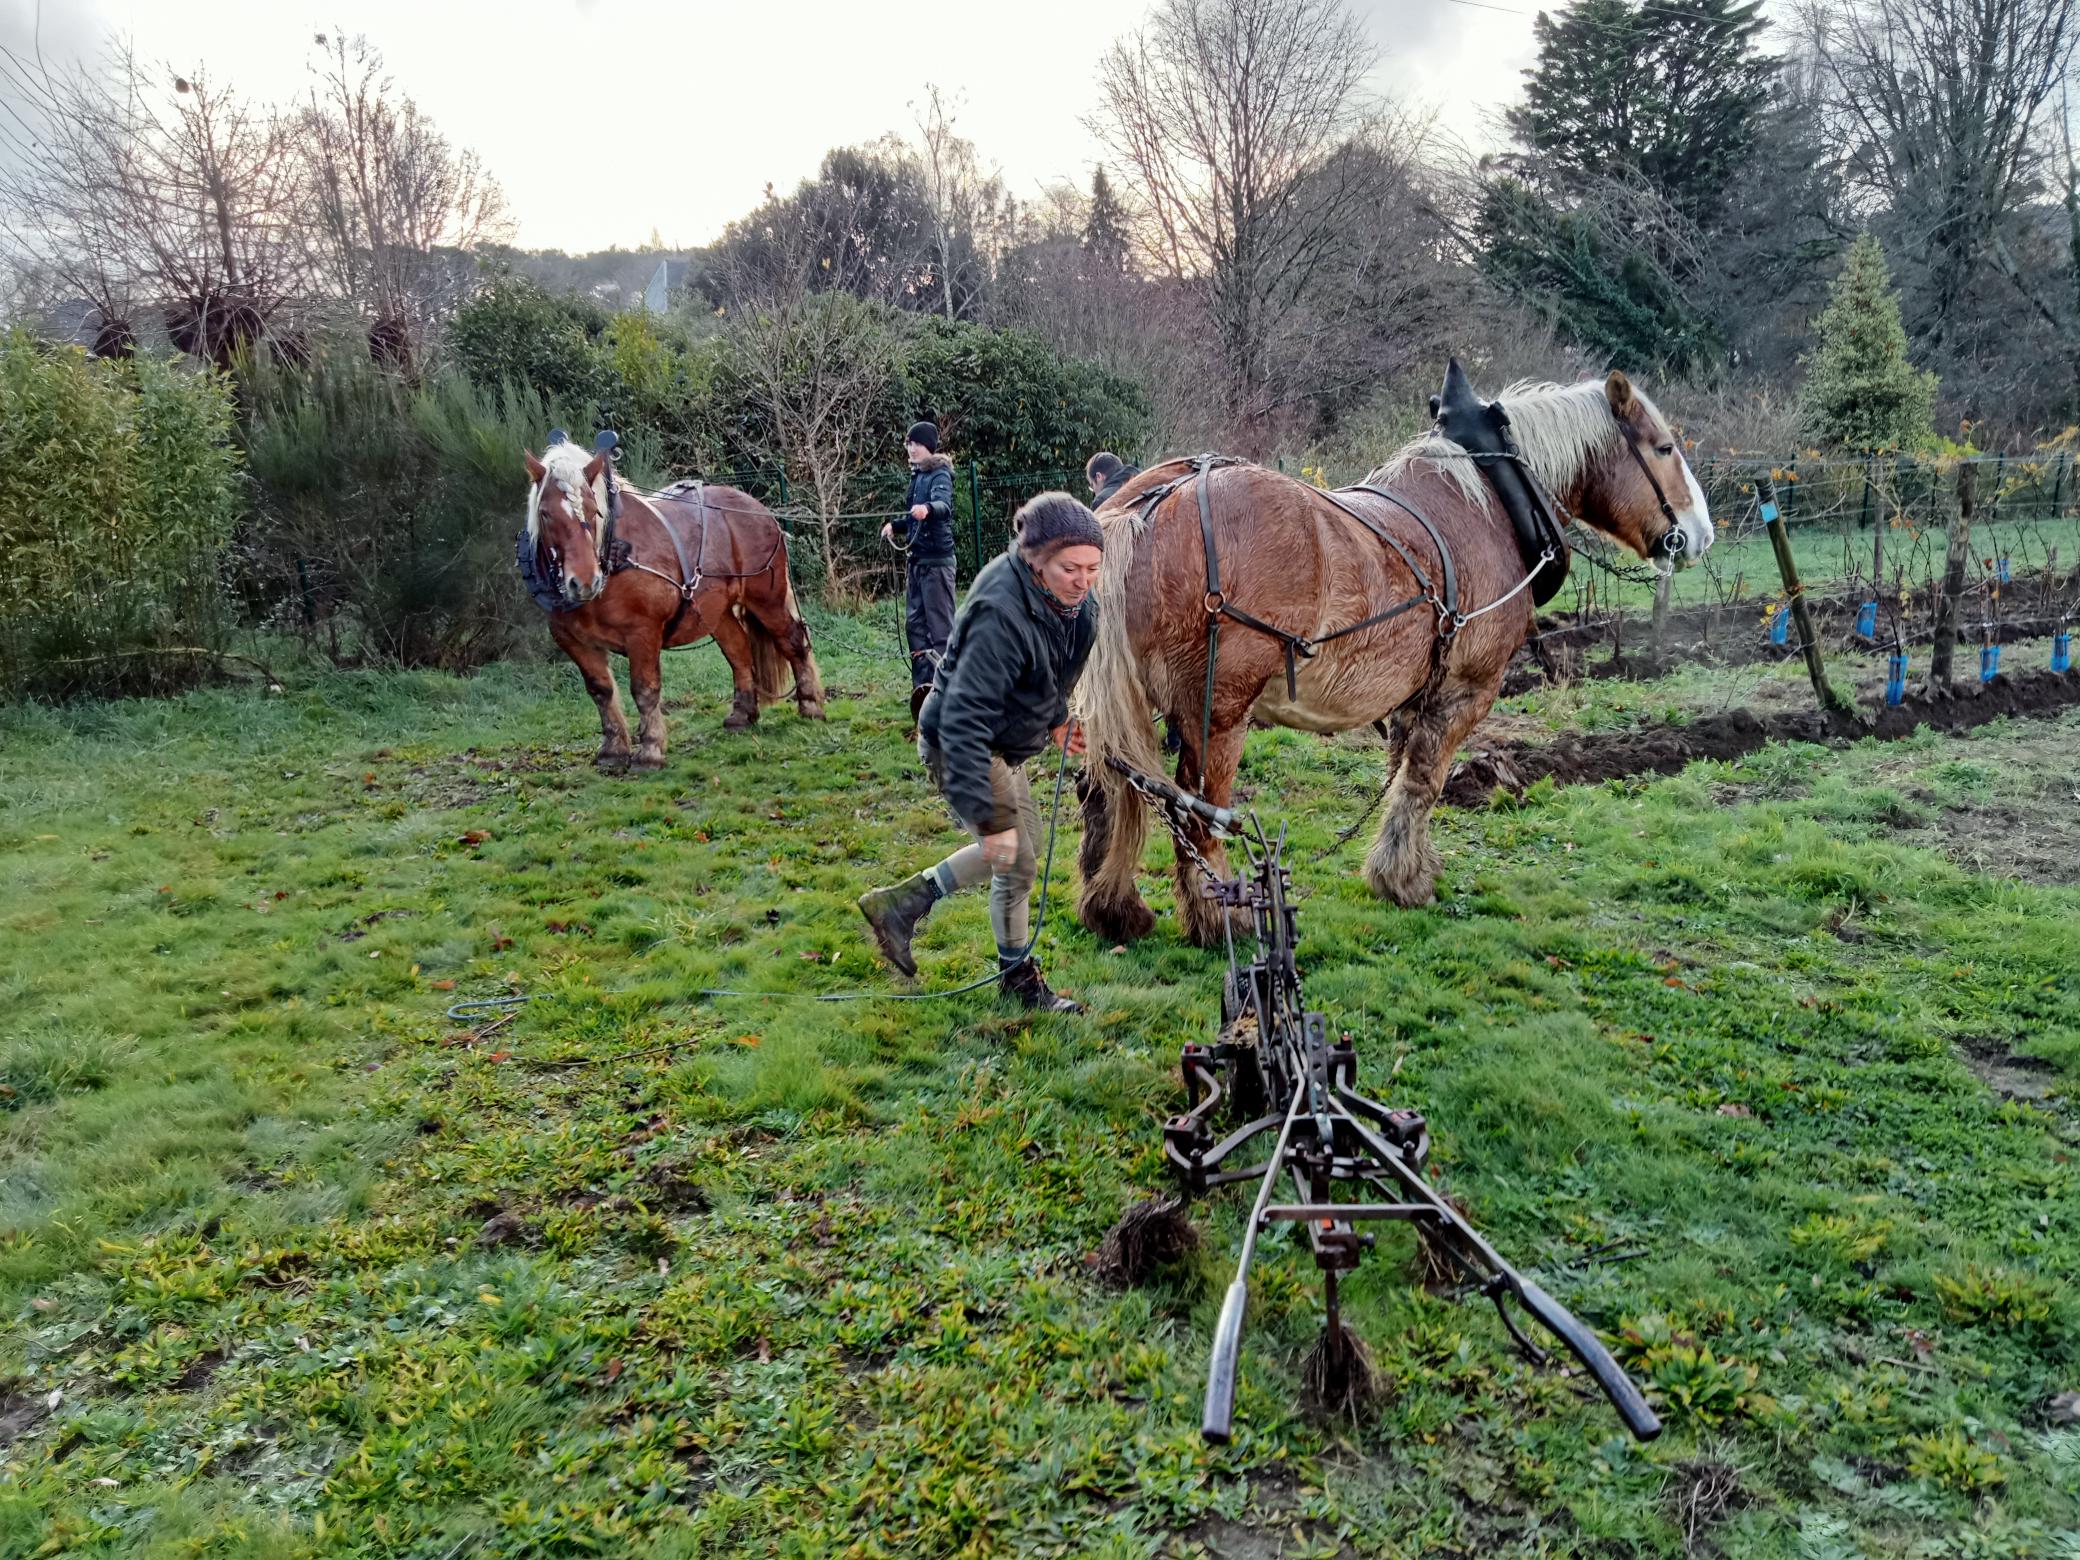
[1201,1278,1251,1444]
[1105,756,1240,838]
[1514,1276,1663,1441]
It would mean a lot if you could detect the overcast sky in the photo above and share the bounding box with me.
[2,0,1564,253]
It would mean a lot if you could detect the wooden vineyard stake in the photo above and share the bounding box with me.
[1760,476,1858,720]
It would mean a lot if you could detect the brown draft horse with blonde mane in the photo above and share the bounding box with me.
[521,442,825,768]
[1075,371,1716,946]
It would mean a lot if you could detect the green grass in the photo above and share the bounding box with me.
[2,605,2078,1558]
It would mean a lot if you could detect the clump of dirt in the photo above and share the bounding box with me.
[1446,671,2080,808]
[1955,1038,2061,1104]
[1668,1458,1747,1556]
[1088,1194,1199,1288]
[0,1388,53,1449]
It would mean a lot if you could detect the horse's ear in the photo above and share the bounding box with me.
[523,450,547,484]
[1605,370,1636,421]
[583,453,608,485]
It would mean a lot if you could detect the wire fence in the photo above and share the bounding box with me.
[1528,455,2080,695]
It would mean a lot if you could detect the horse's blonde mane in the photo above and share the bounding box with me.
[1368,379,1662,509]
[526,442,608,542]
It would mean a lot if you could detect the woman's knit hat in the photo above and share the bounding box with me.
[1013,491,1105,558]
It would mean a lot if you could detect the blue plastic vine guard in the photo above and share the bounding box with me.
[1769,606,1790,646]
[2055,632,2072,674]
[1855,601,1877,638]
[1979,644,2001,683]
[1885,651,1908,706]
[1997,556,2011,584]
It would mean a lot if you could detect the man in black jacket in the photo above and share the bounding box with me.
[859,492,1105,1013]
[883,421,957,729]
[1085,450,1141,510]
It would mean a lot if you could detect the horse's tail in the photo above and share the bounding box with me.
[744,603,793,704]
[745,544,825,707]
[1074,503,1168,940]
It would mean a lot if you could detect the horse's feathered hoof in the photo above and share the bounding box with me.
[595,751,631,772]
[630,751,666,771]
[1078,890,1156,945]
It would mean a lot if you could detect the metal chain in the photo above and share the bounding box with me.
[1115,768,1229,897]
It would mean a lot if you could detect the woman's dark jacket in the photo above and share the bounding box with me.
[896,453,956,563]
[919,549,1098,833]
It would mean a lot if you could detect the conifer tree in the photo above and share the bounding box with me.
[1798,234,1939,452]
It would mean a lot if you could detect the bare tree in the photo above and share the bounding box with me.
[911,86,1003,321]
[718,222,902,602]
[299,32,511,364]
[0,43,305,364]
[1804,0,2080,344]
[1089,0,1380,444]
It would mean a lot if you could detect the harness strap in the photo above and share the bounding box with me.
[1317,486,1436,601]
[1346,484,1457,624]
[1615,414,1686,560]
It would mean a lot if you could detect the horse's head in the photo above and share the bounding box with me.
[523,443,612,606]
[1580,371,1714,572]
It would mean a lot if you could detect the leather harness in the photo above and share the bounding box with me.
[1147,415,1575,788]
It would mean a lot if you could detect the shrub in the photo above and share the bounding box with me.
[241,345,601,669]
[0,332,243,699]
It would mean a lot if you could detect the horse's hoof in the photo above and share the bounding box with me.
[631,750,666,771]
[1079,893,1156,945]
[722,715,754,733]
[798,702,827,721]
[595,752,631,771]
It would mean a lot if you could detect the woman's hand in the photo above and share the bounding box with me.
[910,503,929,521]
[880,522,895,544]
[1051,720,1086,757]
[981,828,1020,870]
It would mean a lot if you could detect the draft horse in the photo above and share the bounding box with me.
[521,442,826,769]
[1075,370,1716,946]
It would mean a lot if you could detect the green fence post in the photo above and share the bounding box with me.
[969,461,983,571]
[776,471,790,531]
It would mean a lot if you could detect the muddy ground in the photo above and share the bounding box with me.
[1444,669,2080,888]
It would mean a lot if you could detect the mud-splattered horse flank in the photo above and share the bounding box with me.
[520,443,826,768]
[1074,371,1715,946]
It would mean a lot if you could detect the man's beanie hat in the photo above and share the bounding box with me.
[906,421,939,453]
[1014,491,1106,557]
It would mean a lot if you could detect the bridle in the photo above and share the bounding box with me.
[1614,413,1689,563]
[531,477,615,599]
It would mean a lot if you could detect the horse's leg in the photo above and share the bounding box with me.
[1171,720,1249,948]
[1365,678,1497,907]
[708,608,762,732]
[555,624,632,769]
[627,625,668,769]
[745,581,826,719]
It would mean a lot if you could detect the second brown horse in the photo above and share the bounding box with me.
[522,443,826,768]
